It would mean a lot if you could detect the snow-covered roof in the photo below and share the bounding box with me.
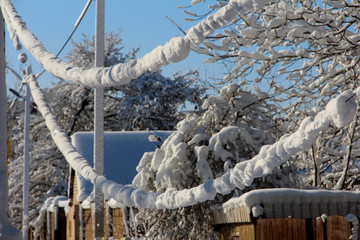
[212,188,360,224]
[70,131,172,204]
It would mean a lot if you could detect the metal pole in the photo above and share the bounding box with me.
[0,7,22,240]
[23,83,30,240]
[93,0,105,238]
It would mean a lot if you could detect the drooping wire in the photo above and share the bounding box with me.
[9,0,93,111]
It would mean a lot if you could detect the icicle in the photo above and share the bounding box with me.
[54,206,58,231]
[121,205,130,237]
[46,210,51,240]
[79,206,85,240]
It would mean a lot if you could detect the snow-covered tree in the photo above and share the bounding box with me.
[65,31,205,130]
[132,84,299,239]
[184,0,360,190]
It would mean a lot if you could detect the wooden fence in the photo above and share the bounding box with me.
[217,215,354,240]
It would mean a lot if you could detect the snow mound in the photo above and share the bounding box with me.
[326,90,357,128]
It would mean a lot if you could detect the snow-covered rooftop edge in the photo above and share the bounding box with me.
[1,0,262,87]
[26,72,360,210]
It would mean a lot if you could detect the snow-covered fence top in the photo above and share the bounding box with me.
[26,72,360,210]
[212,188,360,224]
[1,0,262,87]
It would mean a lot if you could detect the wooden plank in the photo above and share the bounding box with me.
[112,208,125,239]
[84,209,92,240]
[287,218,306,240]
[255,218,270,240]
[256,218,307,240]
[219,223,255,240]
[66,204,79,240]
[212,206,252,224]
[73,172,80,205]
[311,217,325,240]
[326,215,351,240]
[51,212,55,240]
[54,211,67,240]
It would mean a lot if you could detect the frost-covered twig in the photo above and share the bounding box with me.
[334,115,359,190]
[27,72,359,209]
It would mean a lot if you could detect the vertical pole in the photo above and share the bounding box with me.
[23,83,30,240]
[93,0,105,238]
[0,7,21,240]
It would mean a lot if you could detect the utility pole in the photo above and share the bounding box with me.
[0,7,22,240]
[93,0,105,238]
[22,83,30,240]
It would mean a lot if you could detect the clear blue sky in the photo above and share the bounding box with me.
[5,0,224,91]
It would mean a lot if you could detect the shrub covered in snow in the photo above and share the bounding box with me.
[132,84,299,239]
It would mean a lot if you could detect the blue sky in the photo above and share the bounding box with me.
[5,0,224,91]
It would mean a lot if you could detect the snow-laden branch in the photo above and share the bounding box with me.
[2,0,259,87]
[26,73,359,209]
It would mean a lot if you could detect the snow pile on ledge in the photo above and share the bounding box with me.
[31,196,69,239]
[27,71,359,210]
[211,188,360,223]
[223,188,360,213]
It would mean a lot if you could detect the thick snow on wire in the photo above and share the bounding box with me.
[1,0,265,87]
[26,72,359,209]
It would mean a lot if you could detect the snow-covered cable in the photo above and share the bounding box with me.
[152,90,358,209]
[1,0,260,88]
[25,74,98,183]
[26,72,359,209]
[0,0,190,87]
[1,3,21,50]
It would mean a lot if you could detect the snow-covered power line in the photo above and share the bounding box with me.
[25,72,360,210]
[0,0,256,88]
[0,0,190,87]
